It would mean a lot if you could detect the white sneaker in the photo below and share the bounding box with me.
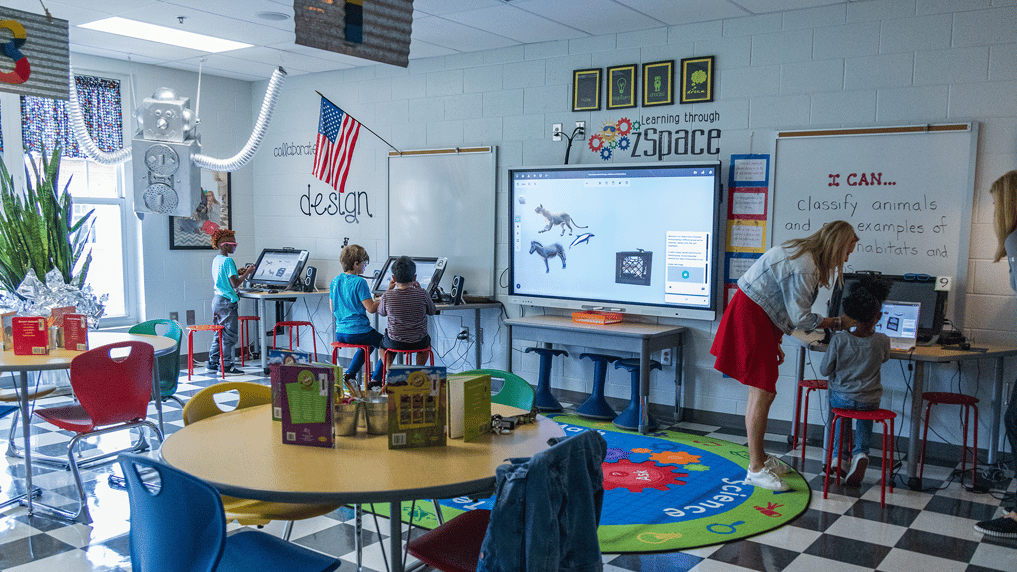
[744,467,791,491]
[764,454,791,476]
[846,453,868,486]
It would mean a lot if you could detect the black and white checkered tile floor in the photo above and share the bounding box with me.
[1,366,1015,572]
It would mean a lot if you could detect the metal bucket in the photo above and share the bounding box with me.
[364,399,389,435]
[335,402,362,436]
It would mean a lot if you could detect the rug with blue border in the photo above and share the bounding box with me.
[377,414,811,553]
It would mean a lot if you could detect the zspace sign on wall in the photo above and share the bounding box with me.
[0,6,70,100]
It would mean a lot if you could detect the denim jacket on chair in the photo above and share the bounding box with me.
[737,245,822,335]
[476,429,607,572]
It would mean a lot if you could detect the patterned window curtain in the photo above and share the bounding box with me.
[21,75,123,158]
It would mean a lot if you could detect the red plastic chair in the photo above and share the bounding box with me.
[380,346,435,384]
[34,341,163,521]
[920,392,979,487]
[823,407,896,508]
[238,315,260,366]
[331,341,372,387]
[273,320,317,361]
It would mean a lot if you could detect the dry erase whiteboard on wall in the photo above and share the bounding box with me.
[388,147,496,297]
[772,124,977,325]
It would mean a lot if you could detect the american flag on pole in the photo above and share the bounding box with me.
[312,97,361,192]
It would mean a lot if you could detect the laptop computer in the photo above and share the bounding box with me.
[875,300,921,351]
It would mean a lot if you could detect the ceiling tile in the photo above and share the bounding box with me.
[412,14,520,53]
[442,4,589,44]
[511,0,666,35]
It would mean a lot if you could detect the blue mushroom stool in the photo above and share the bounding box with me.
[524,346,568,412]
[575,353,622,420]
[613,357,661,431]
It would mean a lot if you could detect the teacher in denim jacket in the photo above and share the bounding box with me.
[712,220,857,491]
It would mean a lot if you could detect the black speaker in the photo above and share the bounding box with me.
[450,274,465,305]
[303,266,317,292]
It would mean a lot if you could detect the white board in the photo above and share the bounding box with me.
[772,124,977,324]
[388,147,496,297]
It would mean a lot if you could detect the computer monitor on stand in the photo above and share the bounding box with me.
[828,272,948,344]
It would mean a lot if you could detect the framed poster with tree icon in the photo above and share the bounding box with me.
[680,56,715,104]
[572,68,602,112]
[607,64,637,109]
[642,60,674,107]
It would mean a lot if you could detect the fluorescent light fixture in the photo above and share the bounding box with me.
[79,17,252,53]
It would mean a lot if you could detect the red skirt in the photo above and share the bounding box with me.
[711,289,784,393]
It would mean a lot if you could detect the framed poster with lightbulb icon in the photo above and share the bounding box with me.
[642,60,674,107]
[606,64,637,109]
[168,170,232,250]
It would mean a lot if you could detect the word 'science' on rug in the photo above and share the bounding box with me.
[370,414,811,553]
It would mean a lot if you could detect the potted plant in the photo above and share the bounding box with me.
[0,146,94,296]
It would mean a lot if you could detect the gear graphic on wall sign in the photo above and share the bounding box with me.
[603,459,688,493]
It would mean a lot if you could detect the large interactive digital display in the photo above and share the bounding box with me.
[508,161,721,321]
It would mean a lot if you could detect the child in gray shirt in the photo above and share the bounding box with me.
[820,274,892,486]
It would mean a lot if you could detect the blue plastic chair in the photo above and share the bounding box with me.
[117,453,341,572]
[129,319,185,407]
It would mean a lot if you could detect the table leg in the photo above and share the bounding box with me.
[988,356,1004,465]
[907,361,926,490]
[390,500,403,572]
[638,343,650,434]
[259,297,269,374]
[674,337,684,423]
[790,347,806,448]
[19,371,34,515]
[152,356,164,436]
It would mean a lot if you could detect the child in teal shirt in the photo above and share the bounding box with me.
[208,229,253,375]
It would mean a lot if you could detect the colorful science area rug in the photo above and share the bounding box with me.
[372,414,811,553]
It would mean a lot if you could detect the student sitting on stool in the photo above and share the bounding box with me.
[330,244,385,387]
[819,274,892,486]
[379,256,437,372]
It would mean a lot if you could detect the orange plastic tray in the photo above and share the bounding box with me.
[571,311,623,325]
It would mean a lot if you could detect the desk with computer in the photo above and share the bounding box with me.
[238,249,499,374]
[798,272,1017,490]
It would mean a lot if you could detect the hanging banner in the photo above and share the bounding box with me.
[0,7,69,100]
[294,0,412,68]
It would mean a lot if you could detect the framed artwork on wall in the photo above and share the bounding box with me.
[680,56,715,104]
[606,64,637,109]
[169,170,232,250]
[572,68,602,112]
[642,60,674,107]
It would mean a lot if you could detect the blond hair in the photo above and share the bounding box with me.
[782,220,857,288]
[340,244,368,272]
[990,170,1017,262]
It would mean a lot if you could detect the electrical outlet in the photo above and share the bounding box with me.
[457,327,470,341]
[552,123,563,141]
[169,311,179,321]
[660,348,672,366]
[575,121,585,140]
[186,310,195,325]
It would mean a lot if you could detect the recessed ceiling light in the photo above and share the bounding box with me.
[256,11,290,21]
[79,17,252,53]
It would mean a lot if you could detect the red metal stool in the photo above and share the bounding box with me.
[331,341,372,388]
[381,347,435,384]
[824,407,896,507]
[794,378,829,466]
[186,324,225,380]
[238,316,260,367]
[920,392,979,487]
[273,321,318,361]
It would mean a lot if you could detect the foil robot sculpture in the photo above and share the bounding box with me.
[67,66,287,217]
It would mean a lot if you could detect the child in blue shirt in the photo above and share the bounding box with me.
[330,244,385,387]
[208,229,253,375]
[820,274,892,485]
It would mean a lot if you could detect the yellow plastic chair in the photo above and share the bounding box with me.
[181,381,342,539]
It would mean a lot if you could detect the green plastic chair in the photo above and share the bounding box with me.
[129,319,184,407]
[461,369,536,413]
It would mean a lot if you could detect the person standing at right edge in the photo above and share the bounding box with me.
[976,170,1017,538]
[711,221,857,491]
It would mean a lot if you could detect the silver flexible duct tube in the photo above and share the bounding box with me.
[191,66,287,172]
[67,68,132,165]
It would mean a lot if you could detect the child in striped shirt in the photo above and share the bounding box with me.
[378,256,437,369]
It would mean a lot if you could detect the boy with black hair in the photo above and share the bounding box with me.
[208,228,254,375]
[378,256,437,371]
[820,274,893,486]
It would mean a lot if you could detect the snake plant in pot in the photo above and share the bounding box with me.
[0,147,94,297]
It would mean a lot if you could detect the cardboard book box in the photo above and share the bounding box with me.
[268,349,311,420]
[12,316,48,355]
[279,362,335,448]
[386,365,447,449]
